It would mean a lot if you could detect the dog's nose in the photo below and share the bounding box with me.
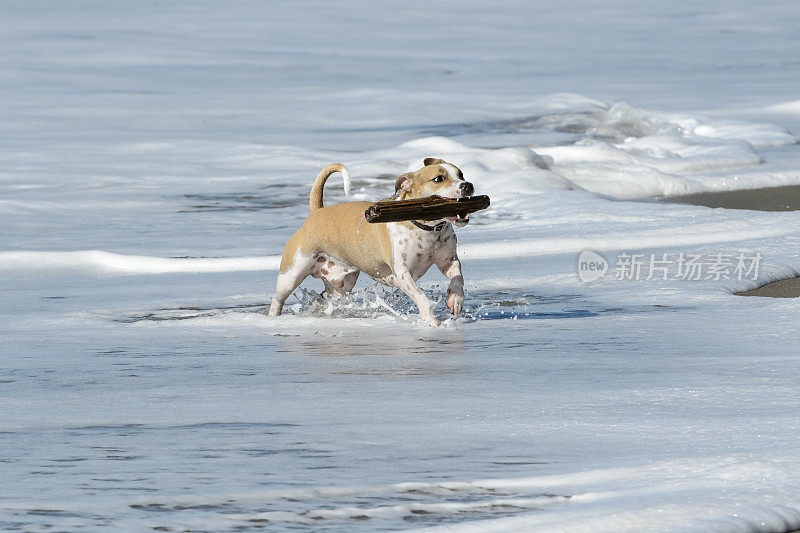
[460,182,474,196]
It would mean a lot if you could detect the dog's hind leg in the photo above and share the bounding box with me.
[268,254,315,317]
[340,270,360,293]
[321,270,360,303]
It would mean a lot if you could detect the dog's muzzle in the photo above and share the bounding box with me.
[448,181,475,227]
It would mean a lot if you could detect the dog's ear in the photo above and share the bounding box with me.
[395,173,413,192]
[424,158,445,166]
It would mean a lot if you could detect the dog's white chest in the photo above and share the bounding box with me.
[388,223,454,281]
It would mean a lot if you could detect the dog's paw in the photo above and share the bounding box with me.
[420,313,441,327]
[421,316,442,328]
[446,288,464,317]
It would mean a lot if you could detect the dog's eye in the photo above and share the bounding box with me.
[432,175,445,183]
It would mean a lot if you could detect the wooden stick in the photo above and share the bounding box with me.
[365,195,490,223]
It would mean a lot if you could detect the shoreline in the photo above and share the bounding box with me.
[663,185,800,298]
[736,277,800,298]
[663,184,800,212]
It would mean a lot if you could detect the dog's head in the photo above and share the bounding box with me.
[394,158,475,227]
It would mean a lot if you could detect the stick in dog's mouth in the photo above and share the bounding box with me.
[364,194,490,224]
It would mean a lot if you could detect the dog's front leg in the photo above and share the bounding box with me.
[436,254,464,317]
[393,271,440,327]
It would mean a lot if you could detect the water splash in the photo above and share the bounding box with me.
[287,284,442,320]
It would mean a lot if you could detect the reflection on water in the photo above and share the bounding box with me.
[288,333,466,359]
[279,334,468,381]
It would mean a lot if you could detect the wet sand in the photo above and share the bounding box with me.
[664,185,800,298]
[663,184,800,212]
[735,277,800,298]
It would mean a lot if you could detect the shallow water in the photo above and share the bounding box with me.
[5,1,800,531]
[4,264,799,531]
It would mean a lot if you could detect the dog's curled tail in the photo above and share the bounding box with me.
[309,163,351,212]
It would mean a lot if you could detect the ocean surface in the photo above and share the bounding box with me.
[3,1,800,531]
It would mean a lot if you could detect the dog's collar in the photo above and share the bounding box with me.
[411,220,447,232]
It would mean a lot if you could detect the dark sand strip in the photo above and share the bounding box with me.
[735,278,800,298]
[664,184,800,212]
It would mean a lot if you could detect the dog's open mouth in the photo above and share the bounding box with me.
[448,212,470,226]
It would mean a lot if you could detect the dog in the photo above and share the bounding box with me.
[268,158,475,326]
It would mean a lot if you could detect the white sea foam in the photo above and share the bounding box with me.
[0,250,281,275]
[3,218,789,279]
[77,457,799,532]
[5,2,800,532]
[419,458,800,533]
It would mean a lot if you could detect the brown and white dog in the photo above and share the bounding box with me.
[268,158,475,326]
